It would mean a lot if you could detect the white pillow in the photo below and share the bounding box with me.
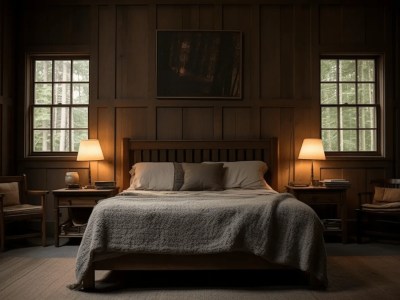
[130,162,175,190]
[204,161,270,189]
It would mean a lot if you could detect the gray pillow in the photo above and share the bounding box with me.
[180,163,224,191]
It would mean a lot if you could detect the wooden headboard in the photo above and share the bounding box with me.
[121,139,279,191]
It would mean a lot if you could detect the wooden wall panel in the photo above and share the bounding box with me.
[115,107,148,185]
[319,5,341,45]
[223,107,251,139]
[98,5,116,99]
[365,5,385,45]
[182,107,214,139]
[157,5,184,29]
[277,108,294,192]
[0,1,3,174]
[0,2,3,97]
[260,6,280,99]
[157,5,215,29]
[23,5,90,46]
[116,5,149,99]
[0,0,14,175]
[96,107,115,181]
[199,5,217,29]
[260,107,280,138]
[294,5,311,100]
[116,107,148,140]
[342,6,364,44]
[259,5,306,100]
[2,2,12,99]
[157,107,182,140]
[279,6,294,99]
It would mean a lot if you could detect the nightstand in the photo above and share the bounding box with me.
[53,188,119,247]
[286,185,349,243]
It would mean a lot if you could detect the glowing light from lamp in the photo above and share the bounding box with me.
[77,139,104,188]
[298,138,326,185]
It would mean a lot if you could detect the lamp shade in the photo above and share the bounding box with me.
[298,138,326,160]
[77,139,104,161]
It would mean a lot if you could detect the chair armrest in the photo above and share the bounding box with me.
[358,191,374,208]
[26,190,49,206]
[27,190,49,197]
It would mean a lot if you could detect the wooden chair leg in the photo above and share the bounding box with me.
[356,209,363,244]
[41,216,46,247]
[0,221,4,252]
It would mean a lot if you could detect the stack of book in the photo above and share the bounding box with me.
[320,179,350,188]
[94,181,116,189]
[322,219,342,231]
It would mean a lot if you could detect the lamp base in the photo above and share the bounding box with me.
[311,180,321,187]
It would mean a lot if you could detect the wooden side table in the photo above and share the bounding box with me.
[286,185,349,243]
[53,188,119,247]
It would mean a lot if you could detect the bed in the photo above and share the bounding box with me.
[71,139,327,290]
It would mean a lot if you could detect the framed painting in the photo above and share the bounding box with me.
[156,30,242,99]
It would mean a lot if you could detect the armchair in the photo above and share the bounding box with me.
[0,174,48,251]
[356,179,400,243]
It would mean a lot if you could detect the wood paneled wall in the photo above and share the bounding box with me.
[0,0,15,176]
[2,0,399,233]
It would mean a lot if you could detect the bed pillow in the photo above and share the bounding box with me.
[0,182,20,206]
[130,162,183,191]
[180,163,224,191]
[204,161,270,189]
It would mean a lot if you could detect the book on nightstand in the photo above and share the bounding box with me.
[320,179,350,188]
[94,181,116,189]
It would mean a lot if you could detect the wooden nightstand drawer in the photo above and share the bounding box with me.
[58,197,101,206]
[296,192,341,204]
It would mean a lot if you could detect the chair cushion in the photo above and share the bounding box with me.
[373,186,400,204]
[3,204,42,216]
[0,182,20,206]
[362,201,400,212]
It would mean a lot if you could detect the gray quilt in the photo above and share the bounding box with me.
[73,190,327,288]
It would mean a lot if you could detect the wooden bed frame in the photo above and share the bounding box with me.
[121,139,279,191]
[81,138,319,289]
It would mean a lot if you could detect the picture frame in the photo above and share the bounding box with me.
[156,30,242,99]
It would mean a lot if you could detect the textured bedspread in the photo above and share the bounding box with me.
[73,189,327,288]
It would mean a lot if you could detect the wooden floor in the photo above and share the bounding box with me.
[0,242,400,300]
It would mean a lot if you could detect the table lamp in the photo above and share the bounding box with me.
[77,139,104,189]
[298,138,326,186]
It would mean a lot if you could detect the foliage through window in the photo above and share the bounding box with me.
[320,58,378,153]
[32,58,89,152]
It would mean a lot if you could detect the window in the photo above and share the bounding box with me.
[32,58,89,153]
[320,58,378,153]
